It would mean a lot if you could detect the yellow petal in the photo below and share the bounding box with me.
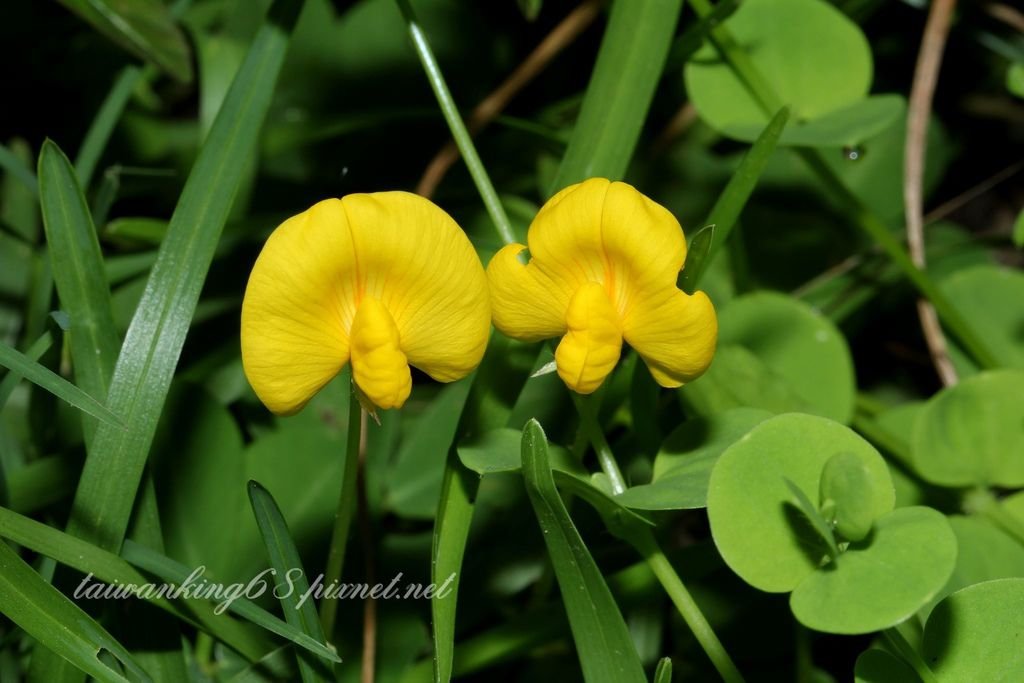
[241,199,356,415]
[555,281,623,394]
[349,296,412,410]
[623,288,718,387]
[486,243,568,340]
[340,192,491,382]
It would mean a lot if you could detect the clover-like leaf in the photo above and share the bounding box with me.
[707,413,894,592]
[911,369,1024,487]
[820,451,876,542]
[790,506,956,634]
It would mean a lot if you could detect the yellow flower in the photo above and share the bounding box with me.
[486,178,717,394]
[241,192,491,414]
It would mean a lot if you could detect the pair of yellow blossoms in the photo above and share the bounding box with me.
[241,178,718,414]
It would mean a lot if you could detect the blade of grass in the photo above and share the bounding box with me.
[521,420,647,683]
[0,342,120,426]
[120,540,341,664]
[0,143,38,196]
[56,0,193,83]
[0,332,53,413]
[683,106,790,290]
[687,0,1000,370]
[0,540,147,683]
[551,0,683,189]
[248,481,336,681]
[74,67,145,189]
[394,0,515,245]
[38,139,120,442]
[63,0,304,553]
[653,658,672,683]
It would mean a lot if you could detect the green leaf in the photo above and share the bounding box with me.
[790,507,956,634]
[685,0,873,146]
[653,657,672,683]
[458,427,586,478]
[679,224,714,295]
[551,0,683,188]
[0,342,120,427]
[74,67,145,188]
[56,0,193,83]
[63,0,302,552]
[689,106,789,289]
[724,96,904,148]
[1007,63,1024,99]
[911,370,1024,487]
[708,413,893,592]
[520,420,647,683]
[617,408,772,511]
[683,293,856,423]
[120,539,341,664]
[854,649,921,683]
[783,477,839,559]
[38,139,120,441]
[942,265,1024,374]
[0,540,147,683]
[923,578,1024,680]
[248,481,335,681]
[0,332,54,414]
[0,142,39,196]
[819,451,876,542]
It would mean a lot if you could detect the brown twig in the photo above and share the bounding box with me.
[924,159,1024,223]
[358,410,376,683]
[987,3,1024,33]
[905,0,959,387]
[415,0,603,197]
[650,102,698,155]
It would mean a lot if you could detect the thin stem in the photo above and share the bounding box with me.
[686,0,1001,372]
[319,380,365,638]
[571,391,744,682]
[633,530,746,683]
[967,488,1024,546]
[358,418,377,683]
[571,392,627,495]
[395,0,516,246]
[883,624,939,683]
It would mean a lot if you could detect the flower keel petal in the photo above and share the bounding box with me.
[349,297,412,410]
[555,282,623,394]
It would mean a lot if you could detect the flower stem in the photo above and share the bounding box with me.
[686,0,1000,371]
[395,0,516,246]
[319,380,364,638]
[571,391,745,682]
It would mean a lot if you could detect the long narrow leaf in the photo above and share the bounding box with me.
[39,139,121,441]
[0,332,53,413]
[56,0,193,83]
[685,106,789,289]
[64,0,304,553]
[74,68,145,188]
[520,420,646,683]
[248,481,335,681]
[0,541,146,683]
[551,0,683,189]
[0,142,38,195]
[0,342,120,426]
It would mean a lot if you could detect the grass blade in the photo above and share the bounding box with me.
[551,0,683,189]
[64,0,304,553]
[0,142,38,196]
[38,139,120,440]
[120,540,341,665]
[686,106,790,289]
[248,481,335,681]
[520,420,646,683]
[0,342,120,426]
[0,540,147,683]
[0,331,53,413]
[653,657,672,683]
[56,0,193,83]
[74,67,145,188]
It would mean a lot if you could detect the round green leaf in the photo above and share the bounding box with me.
[911,369,1024,487]
[700,292,856,423]
[685,0,872,144]
[922,516,1024,619]
[790,506,956,634]
[725,95,905,148]
[923,578,1024,681]
[708,413,894,593]
[942,265,1024,374]
[854,649,920,683]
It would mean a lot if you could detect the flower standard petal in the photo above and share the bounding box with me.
[340,191,491,383]
[241,199,357,415]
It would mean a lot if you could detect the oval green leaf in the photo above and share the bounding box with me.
[911,369,1024,487]
[790,506,956,634]
[942,265,1024,374]
[923,578,1024,681]
[708,413,893,593]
